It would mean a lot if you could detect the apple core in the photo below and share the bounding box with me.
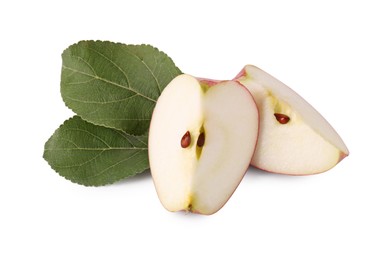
[197,132,205,147]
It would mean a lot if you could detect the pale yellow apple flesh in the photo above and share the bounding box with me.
[148,74,259,214]
[235,65,349,175]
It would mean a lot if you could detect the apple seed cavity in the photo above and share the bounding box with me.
[181,131,191,148]
[274,113,290,124]
[197,132,205,147]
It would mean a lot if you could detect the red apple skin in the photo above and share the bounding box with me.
[233,67,247,80]
[196,78,221,87]
[339,151,349,163]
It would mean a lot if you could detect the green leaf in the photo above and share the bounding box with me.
[61,41,182,135]
[43,116,149,186]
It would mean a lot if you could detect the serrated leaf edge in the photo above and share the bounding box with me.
[60,40,181,135]
[43,116,150,187]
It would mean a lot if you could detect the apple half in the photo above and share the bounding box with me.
[235,65,349,175]
[148,74,259,215]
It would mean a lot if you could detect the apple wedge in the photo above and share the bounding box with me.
[148,74,259,215]
[235,65,349,175]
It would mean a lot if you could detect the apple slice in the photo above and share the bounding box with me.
[148,74,259,215]
[235,65,349,175]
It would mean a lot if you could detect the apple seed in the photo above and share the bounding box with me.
[181,131,191,148]
[274,113,290,124]
[197,133,205,147]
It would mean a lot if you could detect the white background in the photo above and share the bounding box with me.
[1,0,389,259]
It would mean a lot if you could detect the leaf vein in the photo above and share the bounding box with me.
[63,94,138,105]
[45,147,147,151]
[85,150,144,180]
[64,127,111,148]
[120,45,162,95]
[86,46,131,89]
[62,65,156,103]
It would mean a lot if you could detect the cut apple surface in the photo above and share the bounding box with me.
[235,65,349,175]
[148,74,259,215]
